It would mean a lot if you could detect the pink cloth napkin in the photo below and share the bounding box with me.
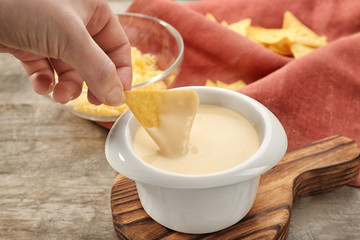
[125,0,360,186]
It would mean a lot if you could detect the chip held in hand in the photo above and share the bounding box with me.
[125,90,199,156]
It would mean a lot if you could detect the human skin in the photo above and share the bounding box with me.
[0,0,132,106]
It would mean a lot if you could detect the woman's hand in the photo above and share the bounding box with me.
[0,0,132,106]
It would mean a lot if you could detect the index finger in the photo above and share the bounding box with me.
[87,7,132,91]
[61,13,131,106]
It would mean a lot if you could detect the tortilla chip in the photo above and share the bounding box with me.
[247,27,295,44]
[267,37,293,56]
[290,42,316,59]
[206,13,229,28]
[205,79,217,87]
[228,18,251,36]
[125,90,198,128]
[221,21,229,27]
[206,13,217,22]
[227,80,247,90]
[283,11,327,48]
[216,80,247,90]
[125,91,162,128]
[205,79,247,90]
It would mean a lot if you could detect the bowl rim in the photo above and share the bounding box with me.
[105,86,288,189]
[117,12,185,88]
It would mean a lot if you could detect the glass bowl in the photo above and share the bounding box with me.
[63,12,184,122]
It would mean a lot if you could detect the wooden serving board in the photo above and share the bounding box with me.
[111,135,360,239]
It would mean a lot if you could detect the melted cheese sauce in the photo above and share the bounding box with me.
[144,91,199,157]
[133,104,260,175]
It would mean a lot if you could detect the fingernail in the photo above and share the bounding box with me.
[35,74,54,94]
[48,80,55,91]
[105,85,125,106]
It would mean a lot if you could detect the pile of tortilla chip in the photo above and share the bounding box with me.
[206,11,327,58]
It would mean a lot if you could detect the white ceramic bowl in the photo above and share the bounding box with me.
[105,86,287,234]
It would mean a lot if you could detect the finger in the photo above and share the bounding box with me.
[10,50,55,95]
[87,89,102,105]
[58,4,131,106]
[52,79,82,104]
[50,59,83,104]
[27,66,55,95]
[61,26,127,106]
[88,11,132,91]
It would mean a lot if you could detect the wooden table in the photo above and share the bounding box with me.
[0,1,359,239]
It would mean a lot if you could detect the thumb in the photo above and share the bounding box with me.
[60,27,131,106]
[64,38,126,106]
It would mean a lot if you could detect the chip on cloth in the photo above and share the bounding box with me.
[218,80,247,90]
[205,79,247,90]
[282,11,327,48]
[247,27,294,45]
[205,79,217,87]
[227,18,251,36]
[205,12,217,22]
[290,42,315,59]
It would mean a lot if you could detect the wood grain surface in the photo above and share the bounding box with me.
[1,1,360,239]
[111,135,360,240]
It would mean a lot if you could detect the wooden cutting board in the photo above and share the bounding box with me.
[111,135,360,239]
